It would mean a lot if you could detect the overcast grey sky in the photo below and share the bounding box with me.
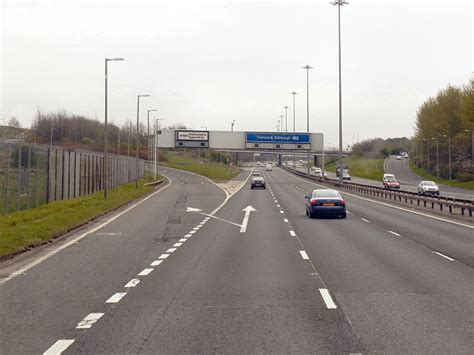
[1,0,473,148]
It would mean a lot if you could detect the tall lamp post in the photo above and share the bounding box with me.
[147,109,158,162]
[432,137,439,179]
[303,65,313,175]
[442,134,451,180]
[331,0,348,182]
[279,115,284,132]
[291,91,297,132]
[136,94,150,188]
[104,57,124,198]
[154,118,165,179]
[466,129,473,171]
[284,106,289,132]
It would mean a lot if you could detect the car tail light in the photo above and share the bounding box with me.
[310,199,318,206]
[339,200,345,206]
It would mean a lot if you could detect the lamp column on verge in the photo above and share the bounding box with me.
[104,57,124,198]
[155,118,165,179]
[330,0,348,182]
[303,65,313,175]
[147,109,158,162]
[136,94,150,188]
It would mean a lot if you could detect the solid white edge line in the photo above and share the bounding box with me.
[150,260,163,266]
[289,231,296,237]
[138,268,154,276]
[1,176,173,285]
[277,167,474,230]
[124,278,140,288]
[299,250,309,260]
[434,251,455,261]
[106,292,127,304]
[43,339,75,355]
[319,288,338,309]
[388,230,401,236]
[76,313,104,329]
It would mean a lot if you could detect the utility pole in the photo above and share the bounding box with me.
[136,94,150,188]
[302,65,313,175]
[331,0,348,182]
[284,106,289,132]
[291,92,297,132]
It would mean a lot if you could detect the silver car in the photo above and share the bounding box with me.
[417,181,439,196]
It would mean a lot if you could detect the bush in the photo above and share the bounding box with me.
[455,172,474,182]
[81,137,95,145]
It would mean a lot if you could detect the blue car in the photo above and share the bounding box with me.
[305,189,346,219]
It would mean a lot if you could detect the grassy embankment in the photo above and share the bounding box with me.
[0,175,160,259]
[324,155,385,181]
[160,150,241,181]
[409,160,474,190]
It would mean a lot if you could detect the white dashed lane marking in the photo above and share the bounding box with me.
[284,218,289,223]
[179,238,187,242]
[289,231,296,237]
[150,260,163,266]
[76,313,104,329]
[124,279,140,288]
[280,210,284,214]
[158,254,169,259]
[319,289,338,309]
[361,218,370,223]
[166,248,177,253]
[43,339,75,355]
[184,234,192,238]
[173,242,183,247]
[106,292,127,304]
[388,230,400,236]
[299,250,309,260]
[138,268,154,276]
[434,251,455,261]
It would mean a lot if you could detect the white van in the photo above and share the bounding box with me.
[265,163,273,171]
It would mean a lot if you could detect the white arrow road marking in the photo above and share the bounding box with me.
[186,207,242,228]
[240,205,257,233]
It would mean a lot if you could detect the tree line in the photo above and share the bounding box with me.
[414,79,473,181]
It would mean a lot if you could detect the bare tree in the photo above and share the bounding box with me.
[8,117,21,128]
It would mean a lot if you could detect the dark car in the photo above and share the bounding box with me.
[251,176,266,189]
[305,189,346,218]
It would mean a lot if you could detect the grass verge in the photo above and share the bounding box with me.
[409,160,474,190]
[324,155,385,180]
[161,150,241,181]
[0,176,159,259]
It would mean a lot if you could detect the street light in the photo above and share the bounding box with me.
[136,94,150,188]
[331,0,348,182]
[442,134,451,180]
[302,65,313,133]
[423,138,430,174]
[291,91,297,132]
[154,118,165,179]
[104,57,124,198]
[231,120,236,131]
[147,109,158,162]
[277,119,280,132]
[284,106,289,132]
[466,129,473,171]
[279,115,284,132]
[432,137,439,179]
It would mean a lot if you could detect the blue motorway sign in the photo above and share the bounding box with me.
[245,132,310,144]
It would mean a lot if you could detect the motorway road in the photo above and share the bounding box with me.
[291,156,473,201]
[1,166,474,353]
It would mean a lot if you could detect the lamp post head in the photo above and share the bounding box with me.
[106,57,124,62]
[291,91,297,95]
[148,109,158,113]
[330,0,349,5]
[138,94,151,98]
[302,65,313,70]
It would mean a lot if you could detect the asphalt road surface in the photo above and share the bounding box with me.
[1,166,473,353]
[290,156,473,201]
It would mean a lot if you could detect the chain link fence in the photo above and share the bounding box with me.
[0,142,144,214]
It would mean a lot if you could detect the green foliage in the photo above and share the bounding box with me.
[0,177,155,258]
[409,160,474,189]
[414,79,473,180]
[80,137,95,145]
[325,155,385,180]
